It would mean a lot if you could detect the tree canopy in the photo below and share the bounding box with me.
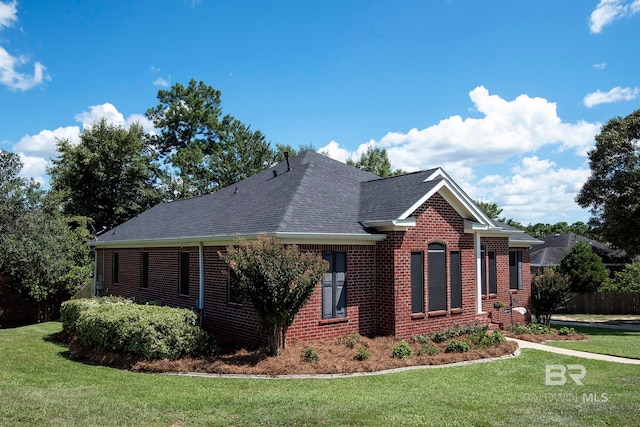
[48,118,163,230]
[146,79,274,198]
[220,235,328,356]
[347,146,405,177]
[0,150,92,310]
[530,268,571,327]
[557,241,609,292]
[576,108,640,257]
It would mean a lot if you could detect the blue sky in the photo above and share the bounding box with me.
[1,1,639,225]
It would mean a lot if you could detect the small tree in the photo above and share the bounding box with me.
[530,268,571,327]
[220,235,328,356]
[600,262,640,292]
[557,241,609,292]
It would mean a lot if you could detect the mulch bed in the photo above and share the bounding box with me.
[58,333,518,376]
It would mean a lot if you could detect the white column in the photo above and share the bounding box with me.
[475,232,483,314]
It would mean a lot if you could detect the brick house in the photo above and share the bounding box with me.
[89,151,539,344]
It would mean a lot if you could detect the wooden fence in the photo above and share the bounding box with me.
[561,292,640,314]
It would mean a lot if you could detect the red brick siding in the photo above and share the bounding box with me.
[95,193,532,344]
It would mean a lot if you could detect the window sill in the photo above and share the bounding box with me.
[411,313,426,320]
[227,302,243,308]
[488,293,497,299]
[428,310,447,318]
[509,289,519,294]
[450,308,463,315]
[140,287,149,291]
[319,317,349,326]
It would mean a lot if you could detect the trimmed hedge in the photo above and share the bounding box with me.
[61,298,213,360]
[61,296,133,332]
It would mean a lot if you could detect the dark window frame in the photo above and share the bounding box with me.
[488,250,497,294]
[509,250,523,290]
[428,242,447,312]
[480,245,487,295]
[227,266,242,305]
[450,250,462,309]
[322,251,347,319]
[179,251,190,295]
[410,251,424,314]
[112,252,119,285]
[140,252,149,289]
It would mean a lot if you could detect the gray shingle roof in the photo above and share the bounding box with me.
[530,233,630,266]
[95,151,380,244]
[92,150,531,247]
[359,170,440,222]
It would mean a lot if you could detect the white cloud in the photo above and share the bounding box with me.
[0,46,49,91]
[321,86,599,224]
[583,86,640,107]
[13,103,156,185]
[593,63,607,69]
[0,1,50,91]
[13,126,81,159]
[0,0,17,29]
[476,157,591,224]
[74,103,126,128]
[17,153,48,186]
[590,0,640,33]
[153,77,170,87]
[372,86,598,171]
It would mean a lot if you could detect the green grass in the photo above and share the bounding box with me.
[548,324,640,360]
[1,322,639,426]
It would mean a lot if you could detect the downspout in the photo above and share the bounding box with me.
[475,232,483,314]
[93,249,98,297]
[198,242,204,325]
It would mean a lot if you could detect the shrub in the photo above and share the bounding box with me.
[412,334,430,344]
[74,302,212,360]
[344,333,361,349]
[446,339,470,353]
[430,331,449,343]
[301,347,319,363]
[491,330,506,343]
[507,323,530,335]
[392,341,413,359]
[354,346,371,361]
[558,326,576,336]
[470,331,493,349]
[419,343,440,356]
[60,297,133,332]
[529,323,553,335]
[430,323,487,343]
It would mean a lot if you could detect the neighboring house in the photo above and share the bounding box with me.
[530,233,631,275]
[89,151,540,344]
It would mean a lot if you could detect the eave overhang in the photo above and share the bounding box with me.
[88,231,387,249]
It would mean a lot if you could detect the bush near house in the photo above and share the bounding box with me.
[61,298,213,360]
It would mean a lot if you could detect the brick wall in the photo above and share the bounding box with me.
[95,193,532,345]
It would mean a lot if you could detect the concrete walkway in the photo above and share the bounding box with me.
[506,337,640,365]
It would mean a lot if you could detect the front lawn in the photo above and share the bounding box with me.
[1,322,639,426]
[547,324,640,360]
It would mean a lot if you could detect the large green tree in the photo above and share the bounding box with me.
[347,146,405,177]
[220,235,328,356]
[146,79,273,197]
[557,241,609,292]
[0,150,92,319]
[48,118,162,229]
[576,109,640,257]
[475,200,503,220]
